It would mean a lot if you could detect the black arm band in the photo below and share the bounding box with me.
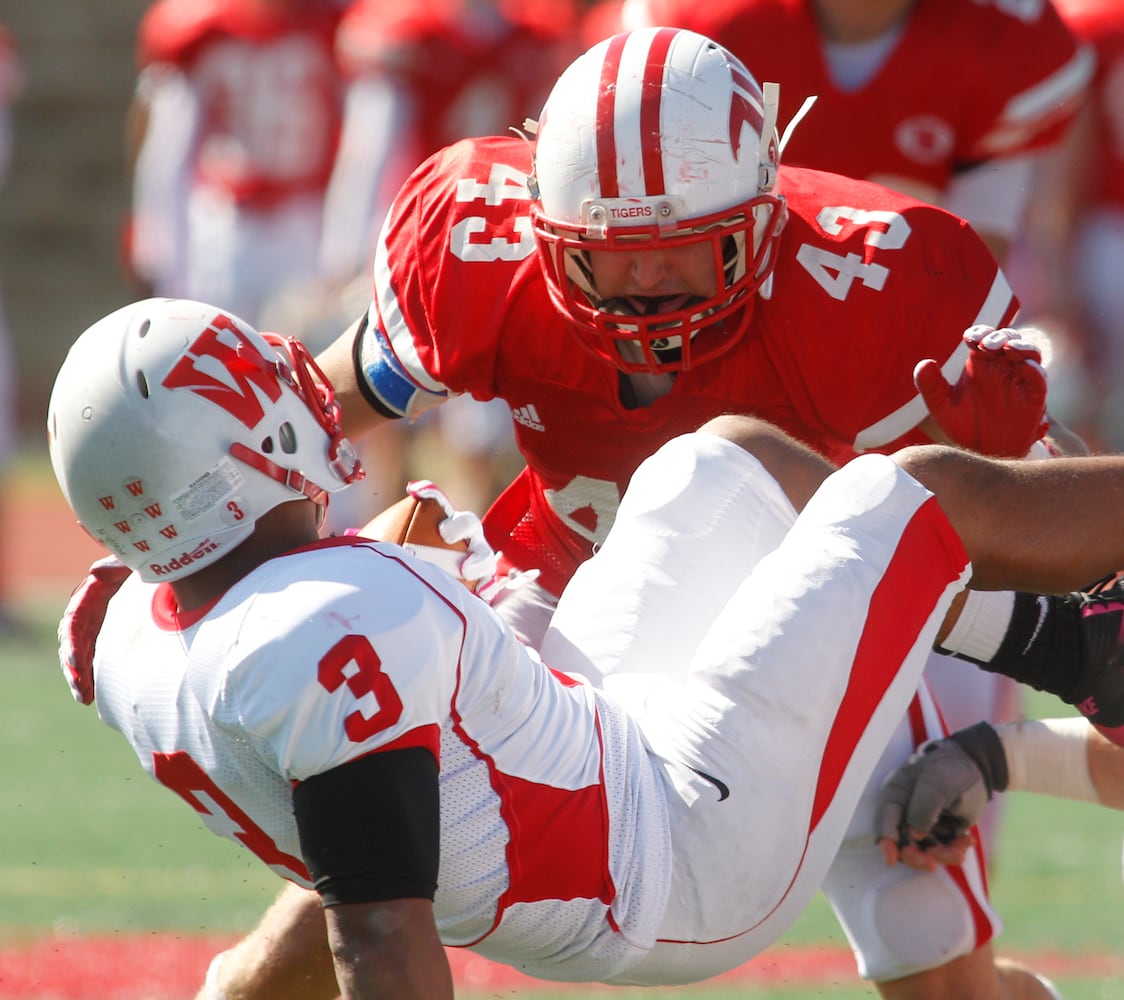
[293,747,440,907]
[350,310,403,421]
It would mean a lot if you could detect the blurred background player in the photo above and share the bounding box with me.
[0,22,24,636]
[582,0,1096,863]
[125,0,351,328]
[312,0,584,515]
[1007,0,1124,452]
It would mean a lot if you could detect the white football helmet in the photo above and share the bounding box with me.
[47,298,364,583]
[530,27,787,375]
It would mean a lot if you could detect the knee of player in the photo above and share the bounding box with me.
[891,444,965,487]
[696,415,834,510]
[837,870,987,982]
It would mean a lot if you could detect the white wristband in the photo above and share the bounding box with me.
[203,950,230,1000]
[997,717,1099,804]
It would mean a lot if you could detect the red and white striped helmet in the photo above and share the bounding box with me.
[530,27,787,375]
[48,298,364,582]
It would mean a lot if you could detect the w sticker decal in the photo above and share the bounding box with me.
[162,314,282,429]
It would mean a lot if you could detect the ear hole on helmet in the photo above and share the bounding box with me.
[279,421,297,454]
[138,319,151,338]
[261,436,275,454]
[136,371,150,399]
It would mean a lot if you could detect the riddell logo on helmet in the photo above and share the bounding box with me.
[150,539,220,577]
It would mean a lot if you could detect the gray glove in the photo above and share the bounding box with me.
[876,721,1009,849]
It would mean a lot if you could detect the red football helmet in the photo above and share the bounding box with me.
[530,27,787,375]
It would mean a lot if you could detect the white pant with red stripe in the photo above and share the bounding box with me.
[541,432,981,985]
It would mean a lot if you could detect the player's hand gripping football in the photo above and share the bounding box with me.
[875,721,1008,871]
[406,479,498,589]
[57,555,131,705]
[914,325,1049,457]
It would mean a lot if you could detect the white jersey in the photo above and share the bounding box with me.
[93,539,669,982]
[89,433,970,986]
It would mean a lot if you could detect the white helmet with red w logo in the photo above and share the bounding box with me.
[48,298,364,582]
[530,27,787,375]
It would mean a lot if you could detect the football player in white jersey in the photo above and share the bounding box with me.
[48,297,1124,1000]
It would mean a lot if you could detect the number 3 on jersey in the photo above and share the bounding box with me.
[796,207,911,301]
[450,163,536,262]
[319,633,404,743]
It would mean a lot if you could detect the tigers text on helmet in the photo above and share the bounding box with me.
[529,27,787,376]
[47,298,364,583]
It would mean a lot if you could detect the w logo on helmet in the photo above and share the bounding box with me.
[162,314,283,429]
[728,66,765,163]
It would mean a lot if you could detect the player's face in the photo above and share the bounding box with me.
[585,243,719,312]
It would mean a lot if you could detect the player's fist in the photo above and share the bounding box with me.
[876,722,1008,870]
[58,555,131,705]
[360,481,498,593]
[914,326,1049,457]
[406,479,497,588]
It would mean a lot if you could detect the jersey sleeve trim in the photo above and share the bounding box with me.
[852,269,1017,452]
[974,45,1094,157]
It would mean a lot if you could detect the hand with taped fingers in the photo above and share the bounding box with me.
[876,722,1009,871]
[914,325,1050,458]
[406,479,498,589]
[57,555,131,706]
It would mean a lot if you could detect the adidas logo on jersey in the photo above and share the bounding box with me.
[512,403,544,432]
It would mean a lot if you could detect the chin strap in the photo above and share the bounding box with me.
[229,442,329,506]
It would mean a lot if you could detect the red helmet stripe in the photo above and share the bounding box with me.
[639,28,677,197]
[596,33,628,198]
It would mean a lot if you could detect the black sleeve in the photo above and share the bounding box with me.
[292,746,440,907]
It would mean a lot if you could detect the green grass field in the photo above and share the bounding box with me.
[2,593,1122,999]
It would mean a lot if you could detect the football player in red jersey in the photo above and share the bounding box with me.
[125,0,350,327]
[310,27,1078,998]
[577,2,1096,860]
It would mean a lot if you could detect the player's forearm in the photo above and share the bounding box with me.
[326,900,453,1000]
[316,318,392,437]
[996,716,1122,808]
[196,884,339,1000]
[1087,725,1124,810]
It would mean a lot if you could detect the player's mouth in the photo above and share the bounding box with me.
[602,294,703,317]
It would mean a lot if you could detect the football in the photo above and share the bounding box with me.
[360,494,472,588]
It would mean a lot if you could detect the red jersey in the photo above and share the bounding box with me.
[1054,0,1124,209]
[136,0,348,205]
[364,136,1016,596]
[590,0,1090,203]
